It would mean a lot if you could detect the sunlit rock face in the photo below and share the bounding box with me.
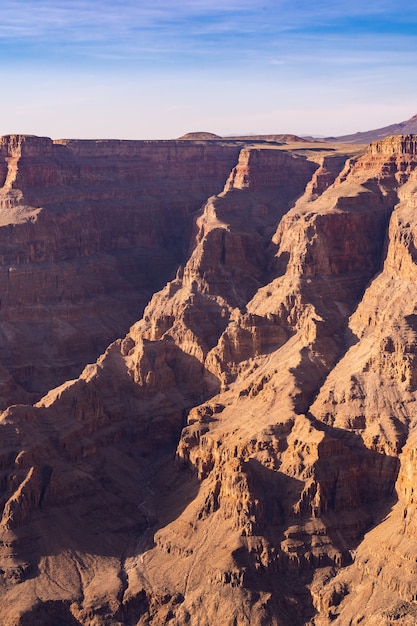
[2,134,417,625]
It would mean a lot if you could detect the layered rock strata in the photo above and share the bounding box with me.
[0,135,242,404]
[1,136,417,624]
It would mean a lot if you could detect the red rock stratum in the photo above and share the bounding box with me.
[0,134,416,625]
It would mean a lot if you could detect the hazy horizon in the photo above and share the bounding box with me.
[2,0,417,140]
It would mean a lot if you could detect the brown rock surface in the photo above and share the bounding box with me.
[2,135,417,625]
[0,134,242,405]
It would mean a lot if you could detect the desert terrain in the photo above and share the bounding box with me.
[0,131,416,625]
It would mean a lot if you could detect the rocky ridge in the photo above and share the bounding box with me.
[0,135,415,624]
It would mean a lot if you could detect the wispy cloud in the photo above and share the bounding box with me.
[1,1,413,39]
[0,1,265,65]
[1,0,416,64]
[0,1,256,39]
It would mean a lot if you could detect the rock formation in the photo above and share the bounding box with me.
[0,133,416,624]
[0,135,241,405]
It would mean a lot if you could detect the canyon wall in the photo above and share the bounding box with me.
[0,135,242,403]
[0,135,416,625]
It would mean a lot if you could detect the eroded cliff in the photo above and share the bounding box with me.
[0,135,416,625]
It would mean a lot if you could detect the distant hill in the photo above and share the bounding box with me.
[328,113,417,144]
[225,133,307,143]
[178,118,417,146]
[178,132,307,143]
[178,132,222,140]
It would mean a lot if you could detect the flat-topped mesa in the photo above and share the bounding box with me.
[223,147,317,193]
[55,138,230,159]
[368,134,417,156]
[0,136,243,194]
[1,134,229,158]
[0,134,54,157]
[0,135,57,189]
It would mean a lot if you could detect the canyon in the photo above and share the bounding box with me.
[0,132,416,625]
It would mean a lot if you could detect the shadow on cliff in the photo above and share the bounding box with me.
[18,600,83,626]
[306,411,400,557]
[228,458,318,626]
[2,344,219,591]
[227,420,400,626]
[12,443,202,589]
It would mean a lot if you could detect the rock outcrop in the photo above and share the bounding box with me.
[1,134,417,625]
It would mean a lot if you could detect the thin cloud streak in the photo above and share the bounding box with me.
[1,1,416,43]
[0,1,257,38]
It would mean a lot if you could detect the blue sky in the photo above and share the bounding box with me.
[1,0,417,138]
